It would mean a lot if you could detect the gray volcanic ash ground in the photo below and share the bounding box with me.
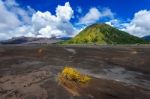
[0,45,150,99]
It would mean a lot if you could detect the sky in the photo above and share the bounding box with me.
[0,0,150,40]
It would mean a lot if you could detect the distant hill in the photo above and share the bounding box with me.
[61,24,149,44]
[59,37,72,40]
[0,36,64,44]
[142,35,150,41]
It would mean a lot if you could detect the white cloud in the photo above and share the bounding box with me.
[105,19,127,29]
[76,6,82,13]
[5,0,18,6]
[56,2,73,21]
[1,0,150,40]
[79,8,100,25]
[0,0,21,32]
[102,8,114,18]
[11,25,34,37]
[123,10,150,37]
[31,2,77,38]
[0,33,10,40]
[0,0,115,40]
[0,0,34,40]
[105,19,119,26]
[79,8,114,25]
[0,0,78,40]
[38,26,62,38]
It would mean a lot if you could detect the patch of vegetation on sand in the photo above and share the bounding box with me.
[58,67,91,96]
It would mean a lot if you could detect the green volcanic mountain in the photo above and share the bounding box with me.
[61,24,149,44]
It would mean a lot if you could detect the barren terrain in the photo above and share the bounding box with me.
[0,44,150,99]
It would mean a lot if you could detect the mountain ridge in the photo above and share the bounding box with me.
[0,36,69,44]
[61,23,149,44]
[142,35,150,41]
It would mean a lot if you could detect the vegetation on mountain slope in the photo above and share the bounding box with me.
[61,24,149,44]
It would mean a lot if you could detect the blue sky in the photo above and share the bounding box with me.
[0,0,150,40]
[16,0,150,20]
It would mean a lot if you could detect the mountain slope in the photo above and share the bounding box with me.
[142,35,150,41]
[0,36,62,44]
[61,24,148,44]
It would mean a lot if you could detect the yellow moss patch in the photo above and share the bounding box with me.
[59,67,91,84]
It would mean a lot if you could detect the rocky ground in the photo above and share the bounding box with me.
[0,44,150,99]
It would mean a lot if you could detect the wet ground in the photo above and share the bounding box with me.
[0,44,150,99]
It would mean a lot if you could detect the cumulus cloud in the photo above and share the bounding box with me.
[56,2,73,21]
[0,0,115,40]
[123,10,150,37]
[2,0,149,40]
[79,8,114,25]
[0,0,21,33]
[31,2,76,38]
[0,0,77,40]
[0,0,34,40]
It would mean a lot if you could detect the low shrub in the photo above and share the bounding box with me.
[59,67,91,84]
